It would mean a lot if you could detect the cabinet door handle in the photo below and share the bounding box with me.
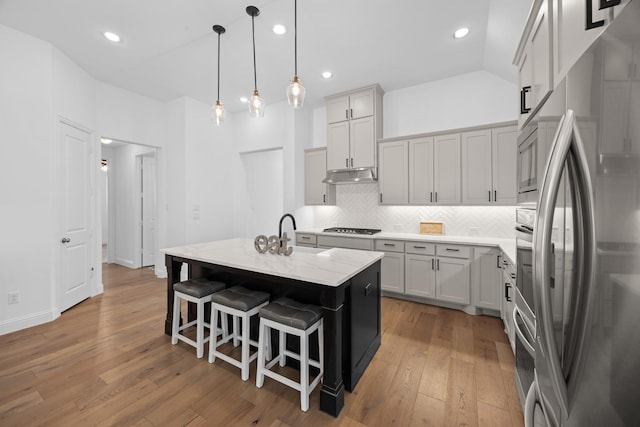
[435,192,438,203]
[350,158,353,167]
[350,108,353,119]
[346,158,349,168]
[413,245,426,249]
[436,259,440,270]
[364,282,372,296]
[430,192,433,203]
[520,86,531,114]
[497,254,502,268]
[445,248,460,252]
[345,109,349,120]
[505,283,512,302]
[494,190,497,202]
[323,194,326,203]
[431,258,435,270]
[489,190,492,202]
[380,193,383,203]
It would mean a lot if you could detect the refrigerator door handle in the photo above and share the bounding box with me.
[513,306,536,357]
[534,110,597,422]
[524,381,537,427]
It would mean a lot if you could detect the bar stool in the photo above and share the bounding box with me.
[208,286,270,381]
[171,278,227,358]
[256,297,324,412]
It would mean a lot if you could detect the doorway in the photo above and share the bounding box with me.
[101,139,158,271]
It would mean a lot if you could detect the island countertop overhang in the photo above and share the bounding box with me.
[162,238,384,287]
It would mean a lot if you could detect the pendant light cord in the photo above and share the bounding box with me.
[217,32,221,102]
[294,0,298,76]
[252,14,258,91]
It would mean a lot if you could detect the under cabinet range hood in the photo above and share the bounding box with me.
[322,167,377,184]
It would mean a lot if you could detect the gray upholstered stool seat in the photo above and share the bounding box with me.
[259,297,322,330]
[171,278,227,358]
[256,297,324,412]
[174,278,226,297]
[208,286,271,381]
[211,286,270,311]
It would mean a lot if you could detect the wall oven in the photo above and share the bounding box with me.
[514,207,536,406]
[517,122,539,204]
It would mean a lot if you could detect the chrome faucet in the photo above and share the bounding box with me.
[278,213,297,239]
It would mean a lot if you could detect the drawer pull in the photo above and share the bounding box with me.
[413,245,426,249]
[302,236,310,240]
[383,243,396,247]
[445,248,460,252]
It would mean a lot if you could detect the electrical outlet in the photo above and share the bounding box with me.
[8,292,20,305]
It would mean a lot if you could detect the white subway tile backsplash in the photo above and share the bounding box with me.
[311,183,516,238]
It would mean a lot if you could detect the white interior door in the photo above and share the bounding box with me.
[141,155,156,267]
[58,121,92,312]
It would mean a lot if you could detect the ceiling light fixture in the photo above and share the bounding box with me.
[103,31,121,43]
[286,0,305,108]
[100,138,112,144]
[321,71,333,79]
[247,6,265,118]
[212,24,226,126]
[454,27,470,39]
[272,24,287,35]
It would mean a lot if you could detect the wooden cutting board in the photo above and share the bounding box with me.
[419,221,444,235]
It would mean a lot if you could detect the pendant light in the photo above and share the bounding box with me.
[247,6,265,118]
[286,0,305,108]
[212,25,226,126]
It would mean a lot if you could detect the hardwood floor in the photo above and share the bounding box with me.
[0,264,524,426]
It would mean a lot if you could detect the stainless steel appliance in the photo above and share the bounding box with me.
[514,208,537,405]
[525,3,640,425]
[517,123,539,204]
[322,227,381,235]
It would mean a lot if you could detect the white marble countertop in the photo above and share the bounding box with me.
[297,229,516,266]
[162,238,384,287]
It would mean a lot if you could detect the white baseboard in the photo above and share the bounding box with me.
[115,257,135,268]
[0,309,59,336]
[155,265,167,279]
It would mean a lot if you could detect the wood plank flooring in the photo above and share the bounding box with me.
[0,264,524,426]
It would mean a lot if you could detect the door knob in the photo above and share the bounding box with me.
[61,237,71,243]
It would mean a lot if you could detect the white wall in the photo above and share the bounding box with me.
[0,25,56,333]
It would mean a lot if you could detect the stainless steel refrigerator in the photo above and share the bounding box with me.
[526,1,640,426]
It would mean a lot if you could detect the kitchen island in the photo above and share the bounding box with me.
[162,238,384,416]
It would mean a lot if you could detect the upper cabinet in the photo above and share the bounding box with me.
[378,140,409,205]
[514,0,553,129]
[305,148,336,206]
[409,134,461,205]
[326,85,384,171]
[461,126,518,205]
[553,0,630,86]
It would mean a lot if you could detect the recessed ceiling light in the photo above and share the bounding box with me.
[321,71,333,79]
[240,97,248,103]
[103,31,121,43]
[272,24,287,35]
[454,28,469,39]
[100,138,113,144]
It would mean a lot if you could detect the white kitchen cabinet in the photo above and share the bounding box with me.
[436,256,471,305]
[326,85,383,171]
[295,232,317,248]
[472,247,503,311]
[304,148,336,206]
[461,126,517,205]
[502,255,516,354]
[405,254,436,298]
[515,0,553,128]
[380,252,405,293]
[553,0,630,87]
[408,134,460,205]
[378,140,408,205]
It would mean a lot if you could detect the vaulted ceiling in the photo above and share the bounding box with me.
[0,0,532,111]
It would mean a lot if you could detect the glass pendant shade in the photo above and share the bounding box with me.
[249,89,265,118]
[287,75,305,108]
[212,100,225,126]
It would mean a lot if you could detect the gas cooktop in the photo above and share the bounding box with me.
[322,227,382,235]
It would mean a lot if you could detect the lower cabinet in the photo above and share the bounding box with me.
[405,254,435,298]
[436,256,471,305]
[380,252,405,293]
[472,247,503,310]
